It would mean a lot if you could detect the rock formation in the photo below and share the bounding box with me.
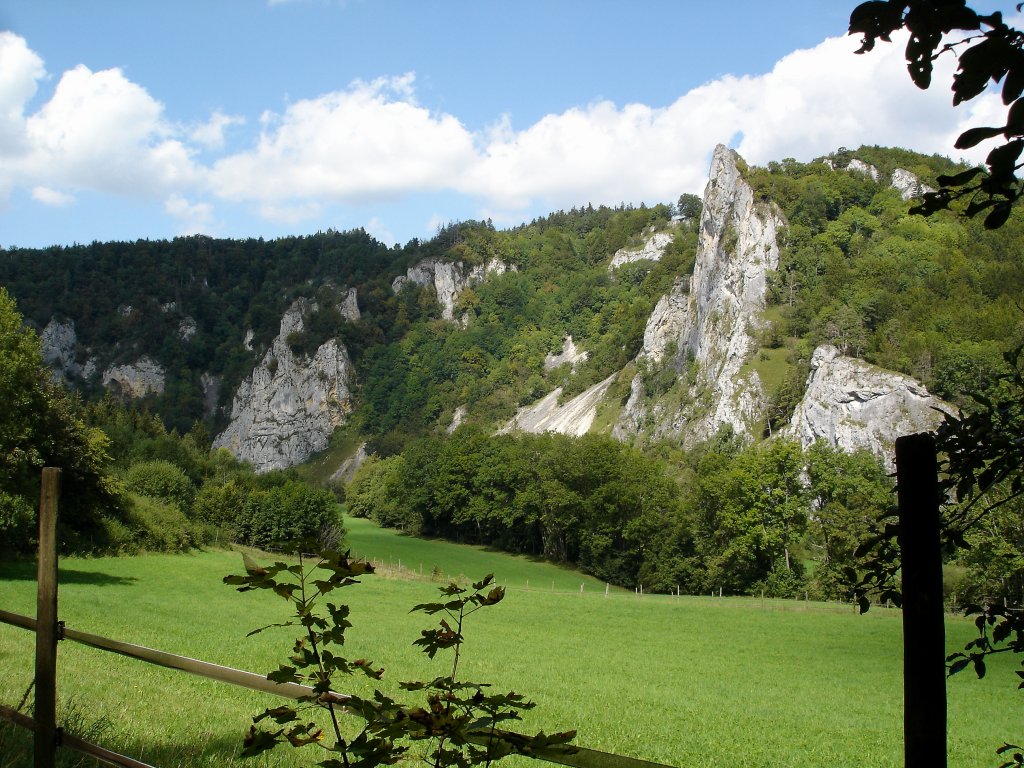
[40,318,83,382]
[340,287,360,322]
[544,336,589,373]
[102,357,166,398]
[214,298,355,472]
[392,257,511,321]
[616,144,785,442]
[608,232,674,270]
[890,168,935,201]
[785,346,953,469]
[502,375,617,437]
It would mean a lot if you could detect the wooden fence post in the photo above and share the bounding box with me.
[35,467,61,768]
[895,434,946,768]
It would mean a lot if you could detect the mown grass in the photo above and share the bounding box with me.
[0,519,1019,768]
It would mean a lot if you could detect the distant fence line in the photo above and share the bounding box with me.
[0,468,672,768]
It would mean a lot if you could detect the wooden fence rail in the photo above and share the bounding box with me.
[0,468,670,768]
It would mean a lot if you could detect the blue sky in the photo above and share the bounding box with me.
[0,1,1009,249]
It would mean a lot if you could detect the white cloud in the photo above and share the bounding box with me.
[259,200,323,224]
[458,31,1004,215]
[165,194,214,234]
[0,31,45,158]
[210,74,477,203]
[31,186,75,206]
[365,216,395,245]
[190,110,245,150]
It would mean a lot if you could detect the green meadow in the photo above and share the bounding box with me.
[0,518,1020,768]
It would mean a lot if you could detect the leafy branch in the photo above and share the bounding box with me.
[225,554,575,768]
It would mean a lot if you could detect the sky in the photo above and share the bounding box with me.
[0,1,1013,250]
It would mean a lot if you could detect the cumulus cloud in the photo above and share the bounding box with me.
[190,110,245,150]
[1,26,1014,237]
[209,73,477,203]
[165,194,215,234]
[31,186,75,206]
[459,32,1003,214]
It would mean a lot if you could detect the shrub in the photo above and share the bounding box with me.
[233,480,342,551]
[123,493,211,552]
[124,460,196,514]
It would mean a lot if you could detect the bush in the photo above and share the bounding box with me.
[123,493,211,552]
[234,480,342,551]
[124,460,196,514]
[0,491,35,551]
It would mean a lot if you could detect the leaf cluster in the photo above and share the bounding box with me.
[226,558,575,768]
[850,1,1024,228]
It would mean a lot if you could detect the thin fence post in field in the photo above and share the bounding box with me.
[605,583,609,597]
[895,433,947,768]
[35,467,61,768]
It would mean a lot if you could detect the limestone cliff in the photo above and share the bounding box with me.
[616,144,784,442]
[102,357,166,398]
[41,318,84,382]
[392,257,511,321]
[608,231,673,271]
[785,346,952,469]
[214,298,355,473]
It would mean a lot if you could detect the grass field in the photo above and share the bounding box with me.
[0,518,1020,768]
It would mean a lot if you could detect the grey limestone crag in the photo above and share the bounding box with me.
[40,318,81,381]
[392,257,511,321]
[544,336,589,373]
[102,357,166,398]
[890,168,936,201]
[616,144,784,442]
[608,231,674,271]
[785,345,952,469]
[214,298,355,472]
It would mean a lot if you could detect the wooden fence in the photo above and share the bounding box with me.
[0,468,670,768]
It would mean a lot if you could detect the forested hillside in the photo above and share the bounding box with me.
[2,144,1023,604]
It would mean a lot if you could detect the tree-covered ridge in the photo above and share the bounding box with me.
[736,145,1024,423]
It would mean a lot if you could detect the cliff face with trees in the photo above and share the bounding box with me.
[3,143,1023,601]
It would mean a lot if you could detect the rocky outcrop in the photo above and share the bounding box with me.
[340,287,360,323]
[890,168,936,201]
[213,298,355,473]
[501,375,617,437]
[609,232,673,270]
[102,357,166,398]
[785,346,953,469]
[178,317,197,341]
[616,144,784,442]
[392,257,511,321]
[200,372,220,418]
[40,318,82,381]
[544,336,588,372]
[847,159,880,182]
[447,405,467,434]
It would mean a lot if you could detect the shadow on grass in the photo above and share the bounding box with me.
[1,719,255,768]
[0,561,137,587]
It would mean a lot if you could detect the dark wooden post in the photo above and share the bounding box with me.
[894,434,946,768]
[35,467,61,768]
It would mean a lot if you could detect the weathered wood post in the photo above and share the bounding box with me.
[35,467,61,768]
[894,434,946,768]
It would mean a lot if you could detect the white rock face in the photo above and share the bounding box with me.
[392,257,511,321]
[200,372,220,418]
[178,317,197,341]
[447,405,467,434]
[243,328,254,351]
[617,144,784,442]
[544,336,589,372]
[890,168,936,201]
[847,159,880,182]
[214,298,355,473]
[340,287,360,322]
[501,375,617,437]
[102,357,166,398]
[609,232,674,270]
[785,346,953,469]
[40,318,81,381]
